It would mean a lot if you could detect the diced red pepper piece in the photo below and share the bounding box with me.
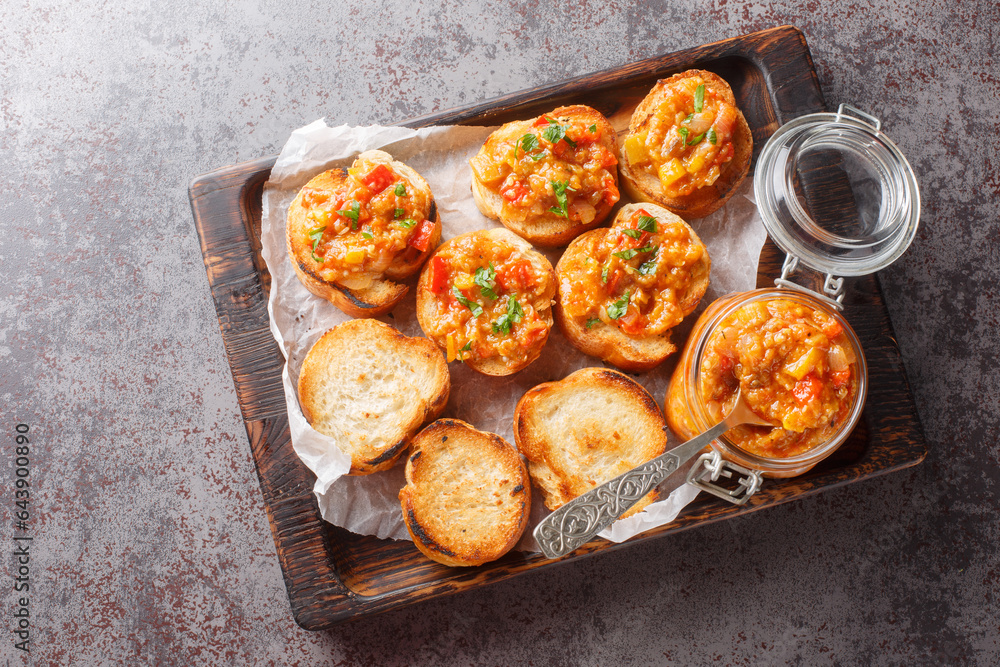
[361,164,395,193]
[822,320,844,339]
[603,176,620,207]
[429,255,449,294]
[605,269,622,296]
[792,373,824,406]
[831,369,851,388]
[618,307,646,335]
[407,219,435,253]
[500,179,530,205]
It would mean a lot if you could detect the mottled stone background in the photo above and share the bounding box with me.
[1,0,998,664]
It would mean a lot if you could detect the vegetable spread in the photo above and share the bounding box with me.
[698,298,859,458]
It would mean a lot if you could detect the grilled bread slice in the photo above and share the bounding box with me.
[555,203,710,372]
[297,318,450,475]
[513,367,669,517]
[400,419,531,567]
[415,228,557,376]
[469,105,620,247]
[619,70,752,219]
[287,150,441,317]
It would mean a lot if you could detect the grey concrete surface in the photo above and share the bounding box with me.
[1,0,998,664]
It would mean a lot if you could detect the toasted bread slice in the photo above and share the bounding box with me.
[297,319,450,475]
[415,228,557,376]
[287,150,441,317]
[555,203,710,372]
[618,70,752,220]
[400,419,531,567]
[514,367,669,517]
[469,105,620,247]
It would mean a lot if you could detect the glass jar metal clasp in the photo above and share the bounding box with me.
[686,451,763,505]
[774,254,846,311]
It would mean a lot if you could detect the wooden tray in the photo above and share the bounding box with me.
[188,26,926,630]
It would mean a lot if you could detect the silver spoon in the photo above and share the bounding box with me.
[533,390,772,559]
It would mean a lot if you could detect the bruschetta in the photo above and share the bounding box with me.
[416,228,557,376]
[555,203,710,372]
[286,150,441,317]
[400,419,531,567]
[296,318,450,475]
[619,70,752,219]
[469,105,620,247]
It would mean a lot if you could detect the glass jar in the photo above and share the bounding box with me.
[666,289,868,477]
[667,105,918,482]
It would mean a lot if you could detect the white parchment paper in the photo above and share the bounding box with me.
[260,119,767,551]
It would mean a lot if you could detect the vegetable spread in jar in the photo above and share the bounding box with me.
[470,113,620,225]
[419,231,554,369]
[559,207,708,337]
[297,154,436,289]
[623,76,739,198]
[699,297,860,458]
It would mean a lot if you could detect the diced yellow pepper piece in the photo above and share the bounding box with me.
[453,272,475,290]
[344,248,366,264]
[686,153,707,174]
[785,347,825,380]
[312,209,332,224]
[658,158,686,188]
[446,333,457,362]
[624,133,648,165]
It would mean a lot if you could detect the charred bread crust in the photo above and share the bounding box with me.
[470,105,620,247]
[286,150,442,317]
[618,70,752,220]
[554,204,710,372]
[400,419,531,567]
[297,318,450,475]
[513,367,669,518]
[415,228,557,376]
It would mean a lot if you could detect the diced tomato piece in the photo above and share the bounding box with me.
[822,320,844,339]
[361,164,395,193]
[831,369,851,388]
[429,255,449,294]
[792,373,824,406]
[605,269,622,295]
[407,219,435,253]
[533,116,552,128]
[717,352,736,376]
[519,322,548,349]
[618,307,647,335]
[600,148,618,168]
[496,259,535,291]
[500,179,530,205]
[603,176,620,207]
[714,142,735,165]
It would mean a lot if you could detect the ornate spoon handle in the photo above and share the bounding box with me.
[533,419,729,559]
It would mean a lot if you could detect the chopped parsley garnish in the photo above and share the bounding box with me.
[519,133,543,160]
[687,132,706,146]
[683,113,694,123]
[549,179,574,217]
[541,118,577,148]
[460,340,472,352]
[452,286,483,317]
[622,229,643,240]
[361,229,374,240]
[708,128,717,145]
[338,201,361,229]
[679,127,690,144]
[474,263,498,300]
[586,317,601,329]
[607,291,631,320]
[394,183,406,196]
[612,246,654,261]
[601,263,610,283]
[308,225,326,263]
[588,123,597,133]
[394,207,405,218]
[637,215,658,232]
[638,248,659,275]
[398,218,417,229]
[694,84,705,113]
[492,294,525,335]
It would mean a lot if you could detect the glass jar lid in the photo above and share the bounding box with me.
[754,105,920,277]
